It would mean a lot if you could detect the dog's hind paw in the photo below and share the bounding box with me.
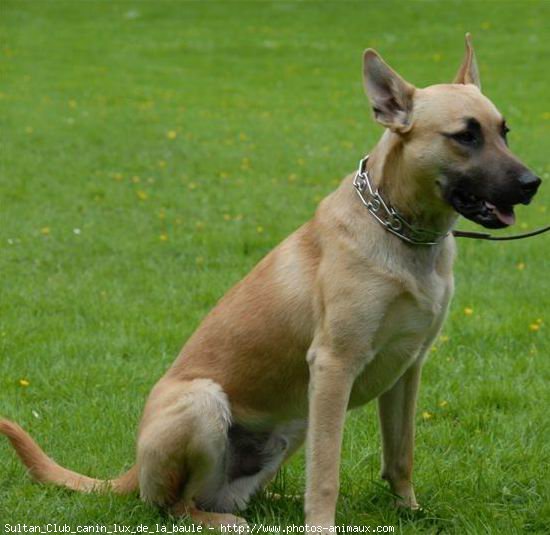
[171,503,248,529]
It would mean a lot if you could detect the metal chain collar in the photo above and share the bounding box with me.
[352,155,448,246]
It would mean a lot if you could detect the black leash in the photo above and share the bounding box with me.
[452,225,550,241]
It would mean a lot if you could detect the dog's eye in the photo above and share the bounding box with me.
[451,130,479,146]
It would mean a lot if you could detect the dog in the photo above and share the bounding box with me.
[0,34,541,529]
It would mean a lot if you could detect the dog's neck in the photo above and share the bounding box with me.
[367,130,458,238]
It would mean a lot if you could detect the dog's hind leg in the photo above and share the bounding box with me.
[198,420,306,513]
[209,427,289,513]
[137,378,246,527]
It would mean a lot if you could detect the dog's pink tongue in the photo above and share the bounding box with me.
[487,203,516,226]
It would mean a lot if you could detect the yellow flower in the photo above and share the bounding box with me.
[422,411,433,420]
[256,226,264,233]
[516,262,526,271]
[529,323,540,332]
[464,307,474,316]
[136,190,148,201]
[40,227,50,235]
[167,130,177,140]
[159,233,168,242]
[223,214,231,221]
[19,379,30,387]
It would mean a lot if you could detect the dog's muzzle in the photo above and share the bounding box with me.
[443,169,542,229]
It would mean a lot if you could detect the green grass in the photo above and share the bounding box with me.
[1,1,549,532]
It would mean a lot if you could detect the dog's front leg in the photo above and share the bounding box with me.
[377,361,422,509]
[304,345,359,528]
[377,282,453,509]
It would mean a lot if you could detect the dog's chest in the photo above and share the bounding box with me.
[349,271,449,407]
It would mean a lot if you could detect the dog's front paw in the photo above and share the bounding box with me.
[390,484,419,510]
[394,494,420,510]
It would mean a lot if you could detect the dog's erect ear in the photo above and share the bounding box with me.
[453,33,481,89]
[362,49,415,133]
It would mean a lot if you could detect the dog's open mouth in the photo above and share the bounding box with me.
[482,201,516,226]
[449,191,517,229]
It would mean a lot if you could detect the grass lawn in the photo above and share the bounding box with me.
[1,1,549,532]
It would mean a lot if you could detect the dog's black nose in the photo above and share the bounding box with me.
[519,171,541,201]
[519,172,541,193]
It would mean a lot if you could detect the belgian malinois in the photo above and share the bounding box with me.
[1,35,541,528]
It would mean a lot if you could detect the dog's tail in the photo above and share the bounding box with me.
[0,418,138,494]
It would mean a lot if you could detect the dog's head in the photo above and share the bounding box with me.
[363,34,541,229]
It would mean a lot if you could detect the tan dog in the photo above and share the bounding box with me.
[1,35,541,529]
